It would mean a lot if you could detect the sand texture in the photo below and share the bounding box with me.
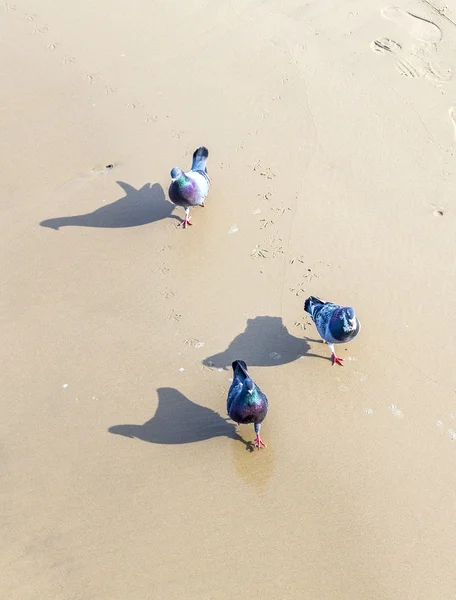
[1,1,456,598]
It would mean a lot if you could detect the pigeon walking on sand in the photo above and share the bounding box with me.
[168,146,210,228]
[227,360,269,449]
[304,296,361,366]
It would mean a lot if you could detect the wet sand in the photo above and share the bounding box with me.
[1,1,456,598]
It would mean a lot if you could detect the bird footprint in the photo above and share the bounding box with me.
[84,73,97,84]
[260,235,284,258]
[289,283,306,297]
[33,24,48,34]
[184,339,205,349]
[270,206,291,215]
[161,290,175,300]
[250,246,269,259]
[260,219,274,229]
[155,264,170,276]
[252,161,276,179]
[289,255,305,265]
[258,191,273,202]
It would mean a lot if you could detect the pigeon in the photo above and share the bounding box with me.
[168,146,210,228]
[304,296,361,366]
[227,360,269,449]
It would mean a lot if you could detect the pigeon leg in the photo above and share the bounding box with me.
[254,433,267,449]
[182,208,192,228]
[328,343,343,366]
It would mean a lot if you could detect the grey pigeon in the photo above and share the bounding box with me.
[168,146,210,228]
[227,360,269,449]
[304,296,361,366]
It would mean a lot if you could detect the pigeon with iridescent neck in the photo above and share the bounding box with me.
[227,360,268,449]
[304,296,361,366]
[168,146,210,228]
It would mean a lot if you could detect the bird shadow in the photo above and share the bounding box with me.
[203,315,328,370]
[40,181,179,230]
[108,387,253,450]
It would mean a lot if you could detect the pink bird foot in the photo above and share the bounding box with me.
[182,218,192,228]
[254,433,267,449]
[331,353,344,366]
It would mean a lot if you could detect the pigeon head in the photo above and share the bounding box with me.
[244,378,255,395]
[344,307,356,322]
[341,306,358,333]
[170,167,184,181]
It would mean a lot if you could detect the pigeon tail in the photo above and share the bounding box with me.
[232,359,249,379]
[304,295,324,316]
[191,146,209,173]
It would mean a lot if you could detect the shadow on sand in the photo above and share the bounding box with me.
[108,387,253,450]
[203,315,328,369]
[40,181,178,230]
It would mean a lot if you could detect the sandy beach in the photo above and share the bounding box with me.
[2,1,456,598]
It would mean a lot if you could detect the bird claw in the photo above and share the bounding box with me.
[254,434,267,449]
[332,354,344,366]
[182,218,192,228]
